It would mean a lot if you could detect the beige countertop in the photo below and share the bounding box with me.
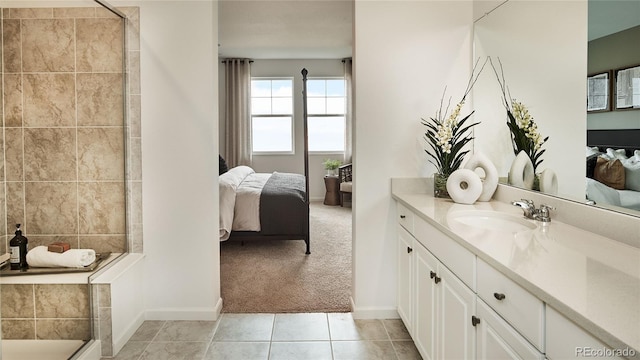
[392,191,640,357]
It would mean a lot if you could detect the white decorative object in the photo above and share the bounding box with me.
[538,168,558,195]
[446,169,483,205]
[464,152,499,202]
[509,151,535,190]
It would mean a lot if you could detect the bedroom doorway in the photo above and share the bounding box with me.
[219,202,352,312]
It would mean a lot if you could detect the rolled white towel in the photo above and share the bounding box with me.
[26,246,96,268]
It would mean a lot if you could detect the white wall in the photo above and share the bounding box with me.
[128,1,220,320]
[473,1,588,200]
[219,59,346,200]
[352,0,474,317]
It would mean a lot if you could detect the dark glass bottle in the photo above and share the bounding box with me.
[9,224,28,270]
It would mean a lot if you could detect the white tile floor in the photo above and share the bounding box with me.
[104,313,422,360]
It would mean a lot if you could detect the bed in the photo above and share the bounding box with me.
[586,129,640,211]
[218,68,312,254]
[219,165,310,253]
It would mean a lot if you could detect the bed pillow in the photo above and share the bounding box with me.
[623,161,640,192]
[220,165,254,189]
[586,146,601,157]
[594,157,625,190]
[606,148,628,161]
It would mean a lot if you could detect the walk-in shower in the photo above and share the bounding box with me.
[0,1,139,359]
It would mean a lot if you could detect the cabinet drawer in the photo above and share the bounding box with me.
[414,217,475,290]
[477,259,544,351]
[397,203,415,234]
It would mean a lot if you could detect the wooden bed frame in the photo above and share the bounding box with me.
[227,69,312,254]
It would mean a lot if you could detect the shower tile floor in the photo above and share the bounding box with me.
[103,312,422,360]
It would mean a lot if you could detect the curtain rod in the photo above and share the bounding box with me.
[221,59,254,64]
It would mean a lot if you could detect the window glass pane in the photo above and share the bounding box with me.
[272,80,292,97]
[252,116,293,152]
[326,98,345,114]
[251,98,271,115]
[252,80,271,97]
[272,98,293,114]
[308,116,345,152]
[327,80,345,96]
[308,98,326,114]
[307,80,325,97]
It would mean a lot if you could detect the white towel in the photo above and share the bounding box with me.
[26,246,96,268]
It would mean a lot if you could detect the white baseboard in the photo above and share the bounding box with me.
[113,312,145,355]
[73,340,101,360]
[144,299,222,321]
[350,297,399,319]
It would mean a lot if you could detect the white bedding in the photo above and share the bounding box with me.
[219,166,255,240]
[219,166,273,241]
[586,177,640,211]
[232,173,271,233]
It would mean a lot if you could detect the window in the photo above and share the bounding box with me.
[307,78,346,152]
[251,78,294,153]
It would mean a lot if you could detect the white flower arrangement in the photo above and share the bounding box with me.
[422,59,487,177]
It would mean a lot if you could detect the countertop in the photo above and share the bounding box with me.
[392,192,640,356]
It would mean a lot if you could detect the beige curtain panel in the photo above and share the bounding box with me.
[223,59,252,168]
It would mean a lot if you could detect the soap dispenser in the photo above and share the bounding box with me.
[9,224,28,270]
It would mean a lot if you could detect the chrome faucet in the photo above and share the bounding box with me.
[511,199,555,222]
[511,199,537,219]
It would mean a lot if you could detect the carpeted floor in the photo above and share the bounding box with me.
[220,201,352,313]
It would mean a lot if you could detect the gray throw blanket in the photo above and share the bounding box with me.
[259,172,308,236]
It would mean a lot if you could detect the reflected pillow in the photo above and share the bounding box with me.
[623,161,640,192]
[606,148,628,161]
[594,157,625,190]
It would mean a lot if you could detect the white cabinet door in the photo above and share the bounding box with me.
[546,306,627,360]
[476,299,544,360]
[397,226,414,333]
[414,242,439,360]
[439,264,477,360]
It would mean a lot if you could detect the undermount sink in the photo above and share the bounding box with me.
[447,210,537,233]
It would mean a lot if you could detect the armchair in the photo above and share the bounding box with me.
[338,163,352,207]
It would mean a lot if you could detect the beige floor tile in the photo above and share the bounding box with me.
[332,340,398,360]
[272,313,330,341]
[129,321,165,341]
[204,341,270,360]
[269,341,333,360]
[393,340,423,360]
[103,341,148,360]
[383,319,412,340]
[154,321,216,342]
[212,313,274,341]
[328,313,389,340]
[139,341,208,360]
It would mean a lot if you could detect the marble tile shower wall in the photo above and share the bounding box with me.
[0,7,142,342]
[1,6,142,254]
[1,283,90,340]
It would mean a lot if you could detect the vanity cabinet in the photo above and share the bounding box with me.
[396,202,543,360]
[396,204,476,359]
[546,306,626,360]
[476,299,543,360]
[414,241,476,359]
[397,226,414,333]
[477,259,544,351]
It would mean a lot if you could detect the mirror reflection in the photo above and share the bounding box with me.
[473,0,640,217]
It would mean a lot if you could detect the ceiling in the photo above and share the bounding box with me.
[217,0,639,60]
[218,0,353,59]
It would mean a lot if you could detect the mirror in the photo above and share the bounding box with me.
[472,0,640,217]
